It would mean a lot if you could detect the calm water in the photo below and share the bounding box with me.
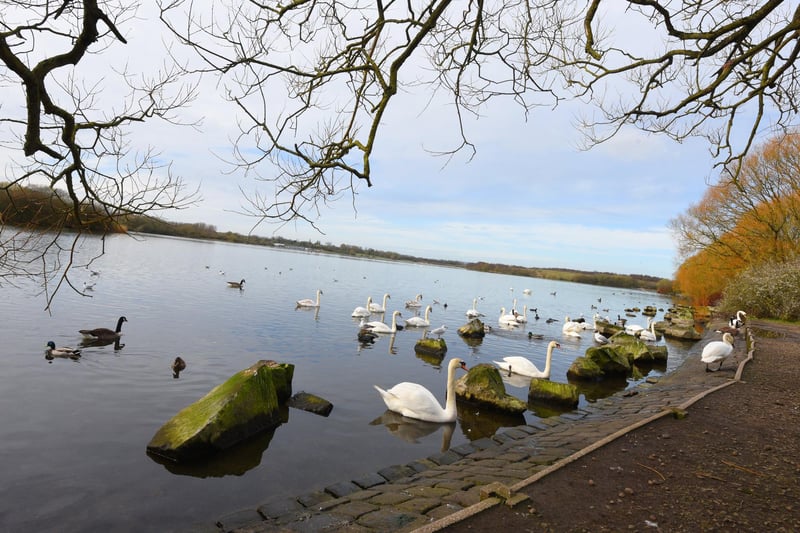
[0,233,691,532]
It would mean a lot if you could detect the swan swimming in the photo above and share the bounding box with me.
[374,358,468,423]
[351,296,373,318]
[638,318,657,342]
[701,332,735,371]
[465,298,483,319]
[364,310,402,334]
[493,340,560,379]
[296,289,323,308]
[405,305,432,327]
[369,293,391,313]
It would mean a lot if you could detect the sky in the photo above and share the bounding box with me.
[2,4,744,280]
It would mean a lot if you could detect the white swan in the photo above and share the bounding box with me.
[352,296,373,318]
[638,318,657,342]
[624,321,645,336]
[364,310,402,334]
[701,332,735,371]
[374,358,468,423]
[499,307,519,326]
[562,315,582,334]
[730,310,747,328]
[405,294,423,308]
[405,305,432,327]
[369,293,391,313]
[465,298,483,319]
[493,340,561,379]
[296,289,322,308]
[514,306,529,324]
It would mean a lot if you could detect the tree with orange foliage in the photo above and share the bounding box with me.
[671,133,800,303]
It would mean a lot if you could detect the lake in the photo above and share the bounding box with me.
[0,233,691,532]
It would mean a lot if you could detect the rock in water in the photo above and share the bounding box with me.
[147,360,294,462]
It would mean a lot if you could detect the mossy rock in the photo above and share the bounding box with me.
[455,363,527,414]
[458,319,486,339]
[288,391,333,417]
[584,345,631,376]
[414,337,447,357]
[147,360,293,462]
[528,379,579,408]
[566,356,604,381]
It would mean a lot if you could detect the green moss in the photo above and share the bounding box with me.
[147,360,293,461]
[528,379,579,407]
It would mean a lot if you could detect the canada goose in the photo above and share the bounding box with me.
[79,316,127,340]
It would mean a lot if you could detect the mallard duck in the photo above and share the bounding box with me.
[79,316,127,340]
[45,341,81,359]
[227,279,245,289]
[171,356,186,378]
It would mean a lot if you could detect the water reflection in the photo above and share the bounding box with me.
[78,337,125,350]
[147,406,290,478]
[370,411,455,452]
[456,400,526,440]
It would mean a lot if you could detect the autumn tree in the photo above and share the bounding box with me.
[672,133,800,262]
[158,1,800,225]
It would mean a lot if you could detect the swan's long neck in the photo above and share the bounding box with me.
[316,290,321,305]
[737,310,745,321]
[390,312,398,332]
[443,362,459,418]
[543,343,555,377]
[424,307,431,320]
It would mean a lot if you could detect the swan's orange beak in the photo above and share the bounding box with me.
[460,362,468,371]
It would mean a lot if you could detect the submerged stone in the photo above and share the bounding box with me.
[146,360,293,462]
[455,363,527,414]
[288,391,334,417]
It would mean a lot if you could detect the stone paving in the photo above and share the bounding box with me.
[207,331,748,533]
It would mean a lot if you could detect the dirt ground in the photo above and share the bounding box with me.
[445,319,800,532]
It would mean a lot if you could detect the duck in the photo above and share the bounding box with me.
[493,340,561,379]
[79,316,127,340]
[405,305,432,327]
[369,293,391,313]
[405,294,423,308]
[296,289,323,308]
[227,279,245,289]
[171,356,186,378]
[45,341,81,359]
[351,296,373,318]
[701,332,735,371]
[373,358,468,423]
[364,310,402,334]
[82,281,96,291]
[528,331,544,340]
[465,298,483,319]
[729,310,747,329]
[357,328,379,344]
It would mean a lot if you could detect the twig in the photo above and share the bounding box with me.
[635,461,665,480]
[721,460,764,476]
[696,470,726,481]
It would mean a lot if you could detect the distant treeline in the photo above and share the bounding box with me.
[466,262,665,291]
[0,183,124,233]
[2,183,669,291]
